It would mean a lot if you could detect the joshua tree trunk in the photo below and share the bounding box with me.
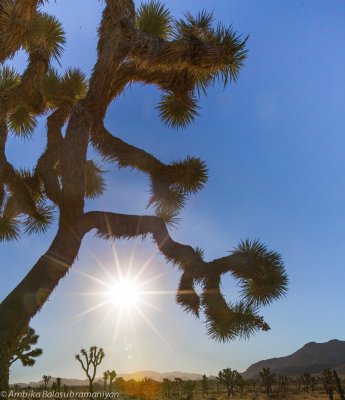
[334,370,345,400]
[0,224,83,391]
[0,347,10,393]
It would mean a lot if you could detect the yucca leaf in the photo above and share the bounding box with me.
[170,156,208,194]
[0,216,20,242]
[231,239,289,306]
[0,66,21,93]
[158,92,200,129]
[8,107,37,138]
[60,68,88,102]
[85,161,106,199]
[136,1,173,40]
[43,68,62,107]
[25,13,66,62]
[23,202,54,235]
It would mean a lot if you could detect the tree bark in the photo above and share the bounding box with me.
[0,222,83,391]
[0,346,10,393]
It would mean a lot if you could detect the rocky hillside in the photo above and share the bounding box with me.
[243,339,345,378]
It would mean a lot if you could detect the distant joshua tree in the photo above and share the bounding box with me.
[174,378,183,399]
[42,375,51,389]
[183,380,196,400]
[217,368,241,398]
[301,372,312,393]
[9,326,42,367]
[333,370,345,400]
[277,375,288,394]
[162,378,172,398]
[201,375,208,397]
[322,369,335,400]
[56,377,62,393]
[108,370,116,391]
[259,368,275,394]
[103,370,110,391]
[75,346,105,393]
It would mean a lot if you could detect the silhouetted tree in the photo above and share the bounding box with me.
[217,368,241,397]
[236,374,245,395]
[322,369,335,400]
[75,346,105,393]
[183,380,195,400]
[162,378,172,398]
[333,370,345,400]
[9,326,42,367]
[56,377,62,392]
[259,368,275,394]
[301,372,311,393]
[108,370,116,391]
[42,375,51,389]
[174,378,183,400]
[103,371,109,391]
[0,0,288,392]
[201,375,208,397]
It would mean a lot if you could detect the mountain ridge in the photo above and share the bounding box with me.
[243,339,345,378]
[13,371,205,387]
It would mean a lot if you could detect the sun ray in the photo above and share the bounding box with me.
[74,299,110,319]
[138,298,165,313]
[74,269,114,289]
[134,305,171,347]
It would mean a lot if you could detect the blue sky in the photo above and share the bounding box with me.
[2,0,345,383]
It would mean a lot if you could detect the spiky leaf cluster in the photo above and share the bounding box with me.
[136,1,173,40]
[23,201,54,235]
[173,238,288,341]
[44,68,87,108]
[0,169,54,241]
[158,92,200,129]
[232,239,289,306]
[149,155,208,221]
[24,13,65,61]
[0,66,21,93]
[85,161,106,199]
[7,107,37,138]
[10,326,43,367]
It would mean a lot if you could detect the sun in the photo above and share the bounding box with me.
[73,243,175,347]
[108,278,141,309]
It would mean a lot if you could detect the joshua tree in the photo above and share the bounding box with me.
[277,375,288,393]
[333,370,345,400]
[103,371,110,391]
[201,375,208,397]
[56,377,62,392]
[310,376,318,393]
[174,378,183,400]
[75,346,105,393]
[259,368,275,394]
[322,369,335,400]
[183,380,196,400]
[301,372,311,393]
[108,370,116,391]
[162,378,172,398]
[9,326,42,368]
[0,0,288,391]
[42,375,51,389]
[217,368,241,398]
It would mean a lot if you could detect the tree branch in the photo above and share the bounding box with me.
[79,211,288,340]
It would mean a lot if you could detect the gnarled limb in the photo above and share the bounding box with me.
[79,211,288,340]
[35,105,71,205]
[91,123,208,209]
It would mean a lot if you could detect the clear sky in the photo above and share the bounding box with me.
[2,0,345,383]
